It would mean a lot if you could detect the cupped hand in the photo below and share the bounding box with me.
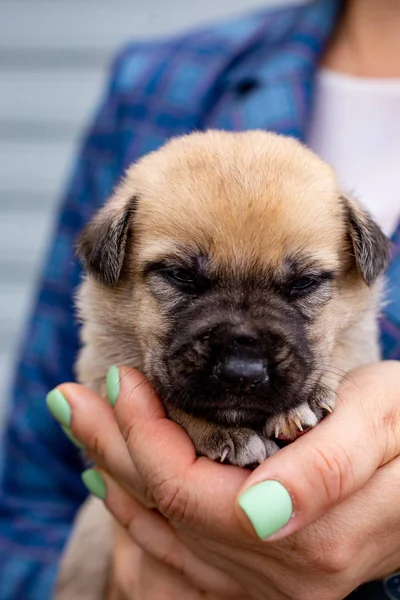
[55,361,400,600]
[107,523,230,600]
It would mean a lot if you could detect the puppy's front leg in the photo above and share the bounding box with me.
[168,406,279,467]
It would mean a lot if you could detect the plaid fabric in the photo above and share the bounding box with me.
[0,0,399,597]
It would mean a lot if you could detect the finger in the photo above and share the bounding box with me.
[109,524,143,598]
[99,469,245,599]
[110,532,220,600]
[139,553,228,600]
[113,366,249,537]
[236,362,400,541]
[53,382,155,508]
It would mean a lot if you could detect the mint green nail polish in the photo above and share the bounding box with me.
[46,389,71,427]
[238,480,293,539]
[61,426,84,450]
[106,365,120,406]
[81,469,106,500]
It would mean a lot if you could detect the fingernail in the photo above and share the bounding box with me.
[46,389,71,427]
[106,366,120,407]
[81,469,106,500]
[238,480,293,539]
[61,426,84,449]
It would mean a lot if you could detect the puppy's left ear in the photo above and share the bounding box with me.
[341,195,391,286]
[77,195,137,286]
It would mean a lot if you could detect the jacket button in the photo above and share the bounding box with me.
[235,78,259,96]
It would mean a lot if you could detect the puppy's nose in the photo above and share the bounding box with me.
[215,356,268,386]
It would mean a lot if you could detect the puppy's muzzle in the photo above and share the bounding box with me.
[163,312,311,424]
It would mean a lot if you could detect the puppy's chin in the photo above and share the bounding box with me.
[148,368,316,428]
[162,389,271,427]
[166,396,272,427]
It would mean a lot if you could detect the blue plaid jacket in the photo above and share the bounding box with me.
[1,0,400,598]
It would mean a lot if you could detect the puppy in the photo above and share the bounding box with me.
[54,130,389,598]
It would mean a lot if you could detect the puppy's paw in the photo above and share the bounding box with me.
[308,389,336,419]
[196,426,279,467]
[265,403,319,441]
[265,389,336,442]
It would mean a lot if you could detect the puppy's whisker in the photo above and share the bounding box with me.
[318,363,348,375]
[118,366,136,385]
[324,371,355,385]
[318,365,356,385]
[317,382,347,405]
[318,372,346,383]
[123,377,150,406]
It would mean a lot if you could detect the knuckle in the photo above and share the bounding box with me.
[309,443,355,504]
[119,411,137,444]
[143,486,157,509]
[150,469,189,523]
[85,430,104,459]
[380,407,400,462]
[303,530,353,575]
[314,546,350,575]
[123,417,190,519]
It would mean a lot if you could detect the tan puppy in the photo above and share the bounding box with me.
[55,130,389,598]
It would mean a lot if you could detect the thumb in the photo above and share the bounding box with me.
[236,362,400,541]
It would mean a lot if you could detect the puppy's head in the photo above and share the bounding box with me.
[77,131,389,426]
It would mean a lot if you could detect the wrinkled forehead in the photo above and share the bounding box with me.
[132,136,345,272]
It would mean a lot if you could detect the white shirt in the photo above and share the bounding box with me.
[307,68,400,237]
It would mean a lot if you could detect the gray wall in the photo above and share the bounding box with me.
[0,0,299,422]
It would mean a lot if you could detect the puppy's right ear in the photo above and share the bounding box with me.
[77,195,137,286]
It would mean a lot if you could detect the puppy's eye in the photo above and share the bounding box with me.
[144,260,211,293]
[288,271,336,296]
[290,276,319,294]
[162,266,212,294]
[165,267,195,285]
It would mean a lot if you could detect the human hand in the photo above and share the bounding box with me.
[50,375,245,599]
[51,361,400,600]
[107,524,228,600]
